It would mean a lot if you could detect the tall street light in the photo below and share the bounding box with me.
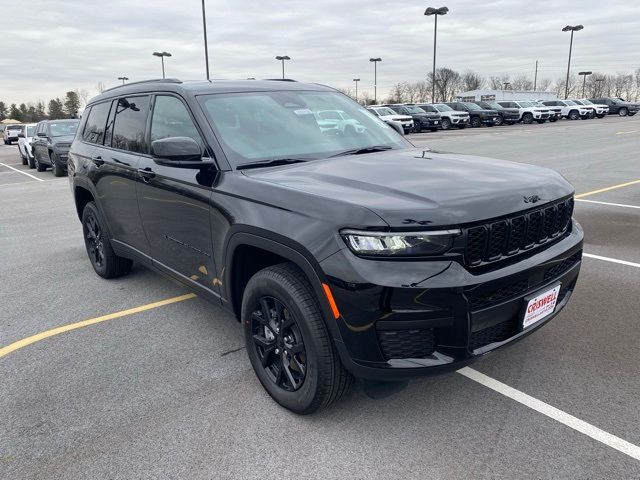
[369,58,381,103]
[201,0,210,80]
[118,76,129,85]
[578,71,592,97]
[562,25,584,99]
[353,78,360,102]
[424,6,448,103]
[153,51,172,79]
[275,55,290,79]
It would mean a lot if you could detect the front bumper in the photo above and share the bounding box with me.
[321,221,583,380]
[451,116,469,124]
[481,116,498,124]
[533,112,550,119]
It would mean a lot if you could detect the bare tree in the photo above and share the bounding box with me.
[489,74,510,90]
[96,81,106,94]
[429,67,461,102]
[511,74,533,91]
[537,78,552,91]
[461,71,484,91]
[76,88,90,108]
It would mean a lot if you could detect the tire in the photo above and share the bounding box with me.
[536,120,546,124]
[568,110,580,120]
[50,153,65,177]
[522,113,533,124]
[470,116,481,128]
[27,153,36,169]
[413,122,422,133]
[81,201,132,278]
[457,124,466,129]
[596,114,605,119]
[20,147,28,165]
[618,107,628,117]
[242,263,352,414]
[549,118,558,122]
[35,155,46,172]
[441,117,451,130]
[494,115,504,126]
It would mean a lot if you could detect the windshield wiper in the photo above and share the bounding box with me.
[237,158,310,170]
[329,145,393,157]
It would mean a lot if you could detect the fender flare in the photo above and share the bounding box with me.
[222,226,344,343]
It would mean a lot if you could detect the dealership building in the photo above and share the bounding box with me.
[455,89,557,102]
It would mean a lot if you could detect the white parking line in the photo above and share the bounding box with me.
[458,367,640,461]
[0,162,44,182]
[576,199,640,209]
[583,253,640,268]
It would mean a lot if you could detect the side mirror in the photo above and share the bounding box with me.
[151,137,214,169]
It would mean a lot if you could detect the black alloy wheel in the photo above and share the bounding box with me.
[494,115,504,126]
[618,107,628,117]
[470,116,481,128]
[250,296,307,392]
[85,211,106,270]
[413,121,422,133]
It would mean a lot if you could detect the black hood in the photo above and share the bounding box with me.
[474,108,499,115]
[244,148,574,227]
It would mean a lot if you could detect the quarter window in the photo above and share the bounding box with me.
[111,96,150,153]
[82,102,111,144]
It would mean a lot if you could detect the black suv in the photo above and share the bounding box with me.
[473,101,520,126]
[588,97,639,116]
[32,119,80,176]
[383,104,441,132]
[445,102,499,127]
[69,79,583,414]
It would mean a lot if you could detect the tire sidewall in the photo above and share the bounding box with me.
[242,272,323,413]
[81,202,109,277]
[441,118,451,130]
[522,113,533,124]
[619,108,628,117]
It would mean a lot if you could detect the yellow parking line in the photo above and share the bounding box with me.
[0,293,197,359]
[575,179,640,199]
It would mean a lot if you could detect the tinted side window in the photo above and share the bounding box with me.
[82,102,112,144]
[111,96,150,153]
[150,96,204,151]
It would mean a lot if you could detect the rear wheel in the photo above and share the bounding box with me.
[522,113,533,124]
[82,201,132,278]
[243,263,352,414]
[440,117,451,130]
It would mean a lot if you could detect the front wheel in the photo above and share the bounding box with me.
[35,155,46,172]
[82,201,132,278]
[50,153,65,177]
[494,116,504,126]
[441,118,452,130]
[522,113,533,124]
[470,116,481,128]
[20,147,28,165]
[413,122,422,133]
[568,110,580,120]
[243,263,352,414]
[618,107,628,117]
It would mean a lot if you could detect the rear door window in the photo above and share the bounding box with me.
[110,96,150,153]
[82,102,112,144]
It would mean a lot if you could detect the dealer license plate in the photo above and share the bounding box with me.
[522,284,561,329]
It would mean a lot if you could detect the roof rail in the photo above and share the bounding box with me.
[102,78,182,93]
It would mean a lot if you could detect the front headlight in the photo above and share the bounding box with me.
[341,229,460,257]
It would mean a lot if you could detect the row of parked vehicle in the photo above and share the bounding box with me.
[364,96,638,134]
[4,119,79,176]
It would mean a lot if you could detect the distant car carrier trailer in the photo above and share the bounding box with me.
[455,90,557,102]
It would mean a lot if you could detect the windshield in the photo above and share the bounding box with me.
[7,125,22,131]
[418,105,437,112]
[199,91,408,167]
[581,99,594,105]
[610,98,623,104]
[484,101,502,109]
[49,121,79,137]
[405,106,426,114]
[571,100,583,105]
[27,126,35,136]
[463,102,482,111]
[374,107,397,116]
[433,104,453,112]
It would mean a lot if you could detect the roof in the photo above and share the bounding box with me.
[87,78,336,106]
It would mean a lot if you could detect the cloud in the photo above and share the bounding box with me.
[1,0,639,105]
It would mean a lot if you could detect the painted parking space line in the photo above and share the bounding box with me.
[576,199,640,209]
[583,253,640,269]
[615,130,638,135]
[575,180,640,199]
[0,293,196,359]
[458,367,640,461]
[0,162,44,182]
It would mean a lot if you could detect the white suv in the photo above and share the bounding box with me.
[431,104,469,130]
[366,106,413,135]
[575,99,609,118]
[497,101,550,124]
[541,100,591,120]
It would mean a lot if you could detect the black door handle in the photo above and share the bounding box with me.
[138,167,156,182]
[91,156,104,167]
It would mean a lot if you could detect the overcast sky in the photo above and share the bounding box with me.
[2,0,639,106]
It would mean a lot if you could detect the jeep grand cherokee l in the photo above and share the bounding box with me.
[68,79,583,414]
[32,119,80,176]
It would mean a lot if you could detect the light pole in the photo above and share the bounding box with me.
[201,0,210,80]
[118,76,129,85]
[275,56,290,79]
[424,6,448,103]
[578,71,592,98]
[353,78,360,102]
[153,51,172,79]
[562,25,584,99]
[369,58,381,103]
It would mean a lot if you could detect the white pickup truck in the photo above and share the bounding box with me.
[497,101,550,124]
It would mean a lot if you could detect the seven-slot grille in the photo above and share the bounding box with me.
[464,198,574,267]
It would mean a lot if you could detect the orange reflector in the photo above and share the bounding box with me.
[322,283,341,319]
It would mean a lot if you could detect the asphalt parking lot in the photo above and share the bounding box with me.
[1,116,639,479]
